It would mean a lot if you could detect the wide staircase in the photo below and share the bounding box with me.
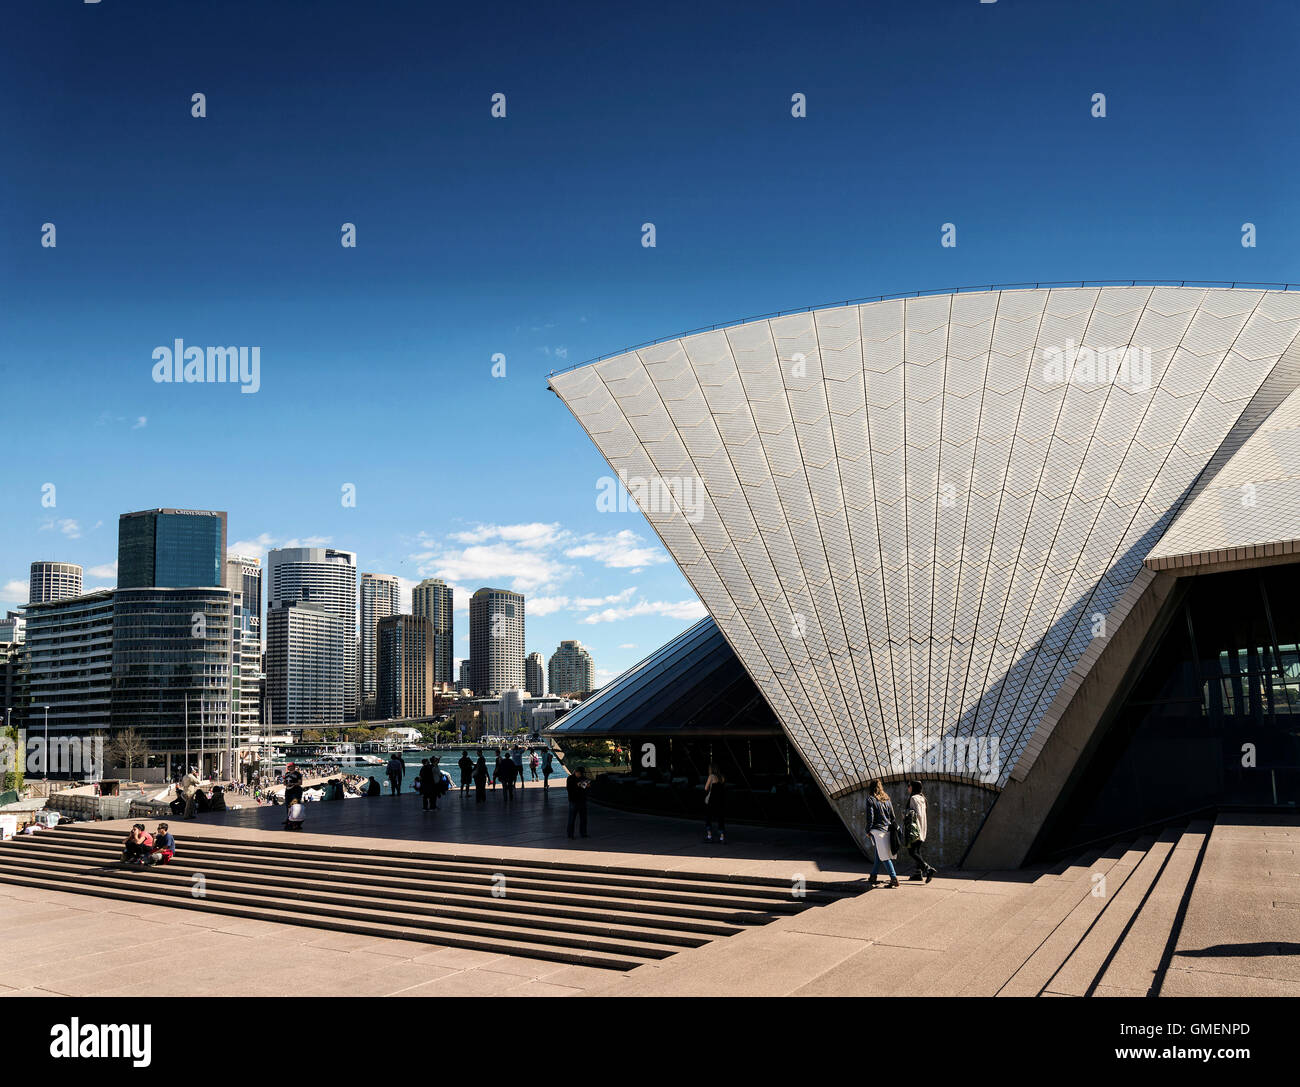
[0,825,862,972]
[917,820,1212,996]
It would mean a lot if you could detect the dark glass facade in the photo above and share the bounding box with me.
[549,618,841,828]
[118,510,226,588]
[110,588,237,763]
[1036,563,1300,858]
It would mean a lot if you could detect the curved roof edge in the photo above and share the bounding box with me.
[549,280,1300,377]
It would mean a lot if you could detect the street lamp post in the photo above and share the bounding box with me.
[43,705,50,784]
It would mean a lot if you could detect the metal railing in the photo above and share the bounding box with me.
[548,278,1300,376]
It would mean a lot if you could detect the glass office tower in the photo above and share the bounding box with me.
[118,509,226,588]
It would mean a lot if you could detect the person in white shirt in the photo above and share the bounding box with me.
[906,780,937,883]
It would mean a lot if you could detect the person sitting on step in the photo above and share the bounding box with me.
[148,823,176,866]
[121,824,153,865]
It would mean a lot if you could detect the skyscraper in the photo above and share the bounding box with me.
[412,578,454,685]
[548,639,595,698]
[266,547,358,721]
[28,561,83,604]
[111,508,239,777]
[117,509,226,588]
[360,573,401,713]
[266,601,348,727]
[525,651,547,697]
[468,588,524,696]
[376,614,434,719]
[224,555,263,739]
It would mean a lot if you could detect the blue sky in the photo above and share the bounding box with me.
[2,0,1296,685]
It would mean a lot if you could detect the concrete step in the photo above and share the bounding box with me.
[12,837,780,920]
[950,842,1141,996]
[16,832,810,916]
[996,838,1156,996]
[0,861,650,971]
[1041,829,1180,997]
[44,827,842,907]
[1094,821,1212,997]
[0,855,676,968]
[54,825,860,894]
[0,851,737,947]
[1,822,858,972]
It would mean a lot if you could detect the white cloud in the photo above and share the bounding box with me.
[87,562,117,579]
[448,523,560,549]
[529,595,570,617]
[132,416,147,430]
[573,587,637,608]
[581,599,707,624]
[40,518,82,539]
[618,643,637,650]
[565,530,667,569]
[2,579,27,605]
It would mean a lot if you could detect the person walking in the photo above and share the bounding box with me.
[386,753,404,796]
[458,751,474,794]
[529,749,539,782]
[473,750,489,804]
[865,779,900,889]
[566,766,590,839]
[905,780,937,883]
[491,748,502,790]
[419,758,439,811]
[541,746,553,790]
[703,763,726,843]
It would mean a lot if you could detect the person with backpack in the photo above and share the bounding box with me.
[458,751,474,793]
[529,749,540,782]
[541,746,554,790]
[906,780,937,883]
[419,758,439,811]
[865,779,900,889]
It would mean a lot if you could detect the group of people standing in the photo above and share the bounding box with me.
[456,745,556,803]
[864,779,938,888]
[379,747,559,806]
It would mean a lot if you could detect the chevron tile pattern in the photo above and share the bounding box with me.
[550,287,1300,797]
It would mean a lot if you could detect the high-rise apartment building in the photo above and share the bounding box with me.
[224,555,263,739]
[25,589,115,737]
[412,578,454,685]
[266,601,348,727]
[468,588,525,696]
[525,651,546,697]
[266,547,358,721]
[109,508,240,777]
[111,586,241,777]
[548,639,595,698]
[376,614,434,720]
[28,561,83,604]
[360,573,402,713]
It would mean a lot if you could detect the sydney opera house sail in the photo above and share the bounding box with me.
[550,286,1300,860]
